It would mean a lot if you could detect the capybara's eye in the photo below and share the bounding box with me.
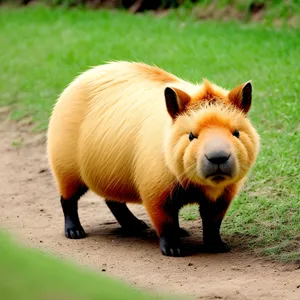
[233,129,240,138]
[189,132,197,141]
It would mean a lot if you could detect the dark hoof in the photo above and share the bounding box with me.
[179,227,190,237]
[65,226,86,239]
[122,219,149,233]
[160,236,183,257]
[204,241,231,253]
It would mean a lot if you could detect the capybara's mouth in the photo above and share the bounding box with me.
[211,175,226,183]
[206,171,230,179]
[206,172,231,183]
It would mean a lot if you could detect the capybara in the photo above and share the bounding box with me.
[47,61,260,257]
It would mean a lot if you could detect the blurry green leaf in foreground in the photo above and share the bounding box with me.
[0,232,176,300]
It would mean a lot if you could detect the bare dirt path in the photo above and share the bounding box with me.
[1,115,299,300]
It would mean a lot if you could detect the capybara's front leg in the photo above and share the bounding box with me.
[145,199,182,257]
[199,196,231,253]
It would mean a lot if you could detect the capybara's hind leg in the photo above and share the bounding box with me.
[61,185,88,239]
[105,200,149,232]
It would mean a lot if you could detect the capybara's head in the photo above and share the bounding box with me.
[163,80,260,189]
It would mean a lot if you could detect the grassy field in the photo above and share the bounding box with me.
[0,5,299,262]
[0,231,173,300]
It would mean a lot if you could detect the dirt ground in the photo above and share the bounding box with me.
[1,114,299,300]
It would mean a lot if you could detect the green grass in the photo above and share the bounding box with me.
[0,231,174,300]
[0,5,299,262]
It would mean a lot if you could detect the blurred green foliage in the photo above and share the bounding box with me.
[0,231,175,300]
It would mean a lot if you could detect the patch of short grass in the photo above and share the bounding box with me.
[0,5,299,262]
[180,204,199,221]
[0,231,172,300]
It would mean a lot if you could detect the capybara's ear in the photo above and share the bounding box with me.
[164,87,191,119]
[228,81,252,114]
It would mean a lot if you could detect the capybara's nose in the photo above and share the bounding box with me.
[205,151,231,165]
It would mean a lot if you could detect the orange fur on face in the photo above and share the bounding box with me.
[164,85,260,201]
[165,104,259,185]
[47,61,260,238]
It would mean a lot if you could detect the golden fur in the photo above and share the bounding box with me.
[47,61,260,237]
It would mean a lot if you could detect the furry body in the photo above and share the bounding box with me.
[47,61,260,256]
